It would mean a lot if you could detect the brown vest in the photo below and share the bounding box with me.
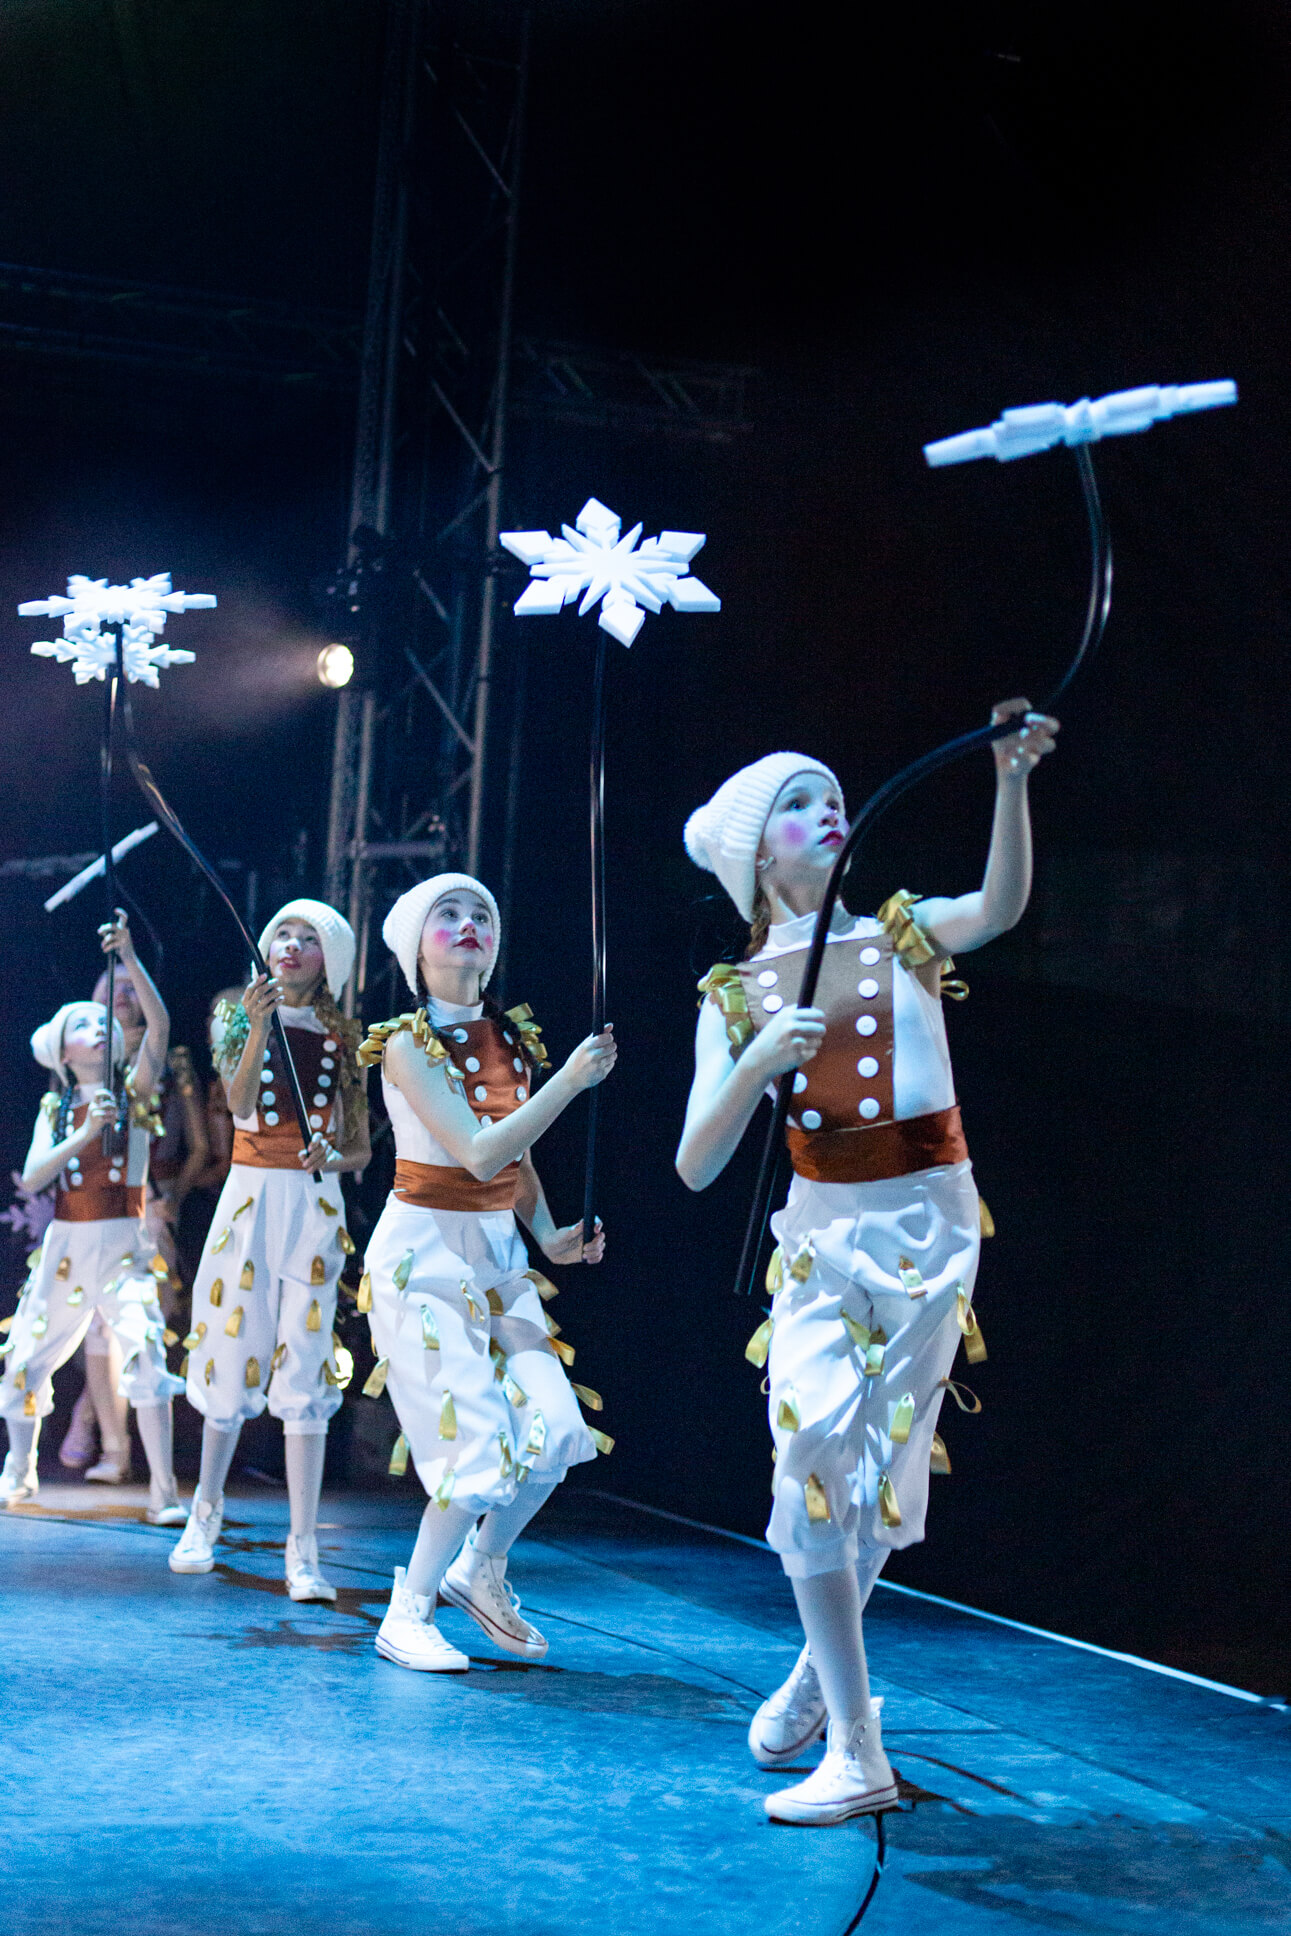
[738,932,968,1185]
[393,1015,529,1213]
[54,1104,146,1223]
[230,1025,339,1170]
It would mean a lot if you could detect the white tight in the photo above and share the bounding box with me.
[791,1546,889,1733]
[195,1420,328,1544]
[473,1477,559,1556]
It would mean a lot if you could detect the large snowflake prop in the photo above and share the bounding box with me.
[500,497,720,647]
[924,381,1236,467]
[20,573,216,686]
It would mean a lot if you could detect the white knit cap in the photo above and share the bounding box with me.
[683,752,843,921]
[258,899,355,999]
[382,874,501,996]
[31,1002,125,1082]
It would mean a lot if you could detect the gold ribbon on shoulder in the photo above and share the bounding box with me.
[357,1010,464,1089]
[697,964,754,1058]
[876,890,940,971]
[504,1003,552,1071]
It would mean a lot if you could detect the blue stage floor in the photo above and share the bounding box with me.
[3,1481,1288,1934]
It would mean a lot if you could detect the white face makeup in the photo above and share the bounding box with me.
[417,891,497,997]
[60,1005,110,1084]
[757,770,849,888]
[268,921,326,1002]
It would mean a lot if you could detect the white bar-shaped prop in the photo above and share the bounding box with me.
[924,381,1237,467]
[43,822,160,912]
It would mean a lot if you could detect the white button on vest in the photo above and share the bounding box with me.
[859,946,881,965]
[503,1032,514,1044]
[857,1056,878,1078]
[516,1086,527,1100]
[793,1072,808,1093]
[260,1068,274,1084]
[513,1058,524,1073]
[856,1015,877,1036]
[67,1156,80,1171]
[858,977,879,999]
[474,1085,489,1102]
[108,1169,122,1183]
[480,1114,493,1126]
[464,1057,481,1073]
[323,1038,338,1052]
[261,1090,276,1106]
[312,1093,328,1108]
[801,1109,822,1130]
[320,1056,335,1071]
[756,969,778,987]
[762,994,784,1014]
[263,1111,279,1126]
[318,1073,332,1087]
[309,1112,323,1128]
[859,1097,880,1119]
[453,1029,469,1043]
[70,1172,83,1186]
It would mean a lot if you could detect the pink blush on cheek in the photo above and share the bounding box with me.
[430,927,457,949]
[778,820,808,850]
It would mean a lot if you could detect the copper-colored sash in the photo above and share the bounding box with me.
[231,1127,311,1171]
[392,1156,520,1214]
[787,1104,968,1185]
[54,1185,146,1224]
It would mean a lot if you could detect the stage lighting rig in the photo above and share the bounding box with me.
[316,644,355,689]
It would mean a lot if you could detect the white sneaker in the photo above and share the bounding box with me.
[168,1496,224,1573]
[0,1452,38,1507]
[440,1538,548,1660]
[764,1712,899,1825]
[146,1493,188,1527]
[376,1566,469,1672]
[285,1532,338,1603]
[749,1646,827,1768]
[85,1444,132,1485]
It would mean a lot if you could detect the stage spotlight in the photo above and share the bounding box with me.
[317,643,354,688]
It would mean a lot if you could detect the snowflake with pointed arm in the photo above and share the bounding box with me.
[20,573,217,686]
[500,497,720,647]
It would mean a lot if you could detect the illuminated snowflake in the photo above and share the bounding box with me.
[20,573,217,686]
[501,497,720,647]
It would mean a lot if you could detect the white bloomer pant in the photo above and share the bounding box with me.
[184,1164,349,1435]
[765,1158,981,1579]
[0,1216,184,1421]
[365,1197,596,1513]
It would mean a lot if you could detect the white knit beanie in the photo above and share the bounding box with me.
[258,899,356,999]
[382,874,502,997]
[683,752,843,921]
[31,1002,125,1082]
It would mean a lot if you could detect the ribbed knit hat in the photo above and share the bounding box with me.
[258,899,355,999]
[683,753,842,921]
[382,874,501,996]
[31,1002,125,1081]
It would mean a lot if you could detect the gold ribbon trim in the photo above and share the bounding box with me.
[420,1305,440,1351]
[744,1317,774,1369]
[897,1255,926,1298]
[938,1377,981,1414]
[439,1391,458,1440]
[356,1273,373,1314]
[776,1390,801,1432]
[590,1427,615,1455]
[504,1002,552,1071]
[362,1356,389,1398]
[305,1299,322,1333]
[804,1473,831,1523]
[571,1383,603,1411]
[956,1286,987,1363]
[978,1195,996,1239]
[524,1268,559,1303]
[357,1010,464,1090]
[392,1250,414,1291]
[224,1306,243,1338]
[930,1432,951,1476]
[765,1246,784,1294]
[890,1392,916,1445]
[876,890,940,970]
[878,1471,902,1528]
[388,1432,409,1477]
[697,964,755,1058]
[208,1277,223,1307]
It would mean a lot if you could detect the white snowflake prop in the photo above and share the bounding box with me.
[500,497,720,648]
[20,573,216,686]
[924,381,1237,467]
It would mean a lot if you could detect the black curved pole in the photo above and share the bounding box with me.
[116,677,320,1178]
[733,444,1113,1295]
[99,634,123,1152]
[582,631,609,1245]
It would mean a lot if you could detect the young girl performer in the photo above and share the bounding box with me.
[169,901,368,1600]
[362,874,615,1672]
[677,702,1058,1825]
[0,913,184,1516]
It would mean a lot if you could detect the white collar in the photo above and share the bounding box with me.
[764,905,860,951]
[277,1004,316,1025]
[427,994,484,1026]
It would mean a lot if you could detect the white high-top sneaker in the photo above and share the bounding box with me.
[764,1711,899,1825]
[85,1441,132,1485]
[285,1532,337,1603]
[0,1450,38,1507]
[376,1566,469,1672]
[440,1536,548,1660]
[748,1646,827,1767]
[146,1489,188,1528]
[168,1495,224,1573]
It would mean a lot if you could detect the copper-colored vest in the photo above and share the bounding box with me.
[230,1026,339,1170]
[393,1015,529,1213]
[54,1104,146,1223]
[737,933,967,1185]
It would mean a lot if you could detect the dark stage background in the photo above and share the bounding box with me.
[0,1,1287,1692]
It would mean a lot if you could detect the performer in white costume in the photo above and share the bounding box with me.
[361,874,615,1672]
[169,900,369,1601]
[677,701,1057,1825]
[0,913,184,1518]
